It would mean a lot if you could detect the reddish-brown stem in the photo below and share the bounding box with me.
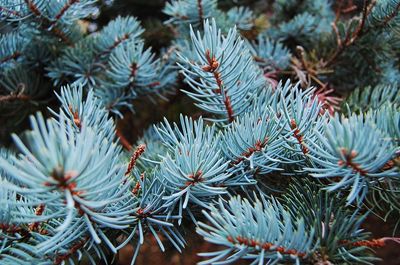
[130,63,138,79]
[53,0,79,22]
[343,5,358,13]
[132,172,145,195]
[24,0,73,45]
[116,129,132,151]
[334,0,345,22]
[338,148,368,176]
[1,205,48,238]
[0,93,30,102]
[232,138,268,165]
[48,27,72,45]
[351,0,371,39]
[351,239,385,247]
[227,235,306,258]
[223,91,234,122]
[342,237,400,248]
[136,208,151,219]
[197,0,203,22]
[125,144,146,176]
[96,34,130,59]
[184,170,203,187]
[373,3,400,30]
[0,51,21,64]
[68,105,82,129]
[45,170,81,195]
[44,169,86,215]
[381,154,400,171]
[54,238,88,265]
[148,81,161,88]
[290,119,309,155]
[202,49,235,122]
[342,0,358,14]
[0,223,30,236]
[332,23,342,47]
[0,6,22,17]
[325,0,377,67]
[24,0,41,16]
[28,204,46,233]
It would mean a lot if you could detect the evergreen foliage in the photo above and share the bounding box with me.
[1,0,400,264]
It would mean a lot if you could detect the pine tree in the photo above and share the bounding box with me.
[1,0,400,264]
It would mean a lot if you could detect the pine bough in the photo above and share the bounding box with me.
[1,0,400,264]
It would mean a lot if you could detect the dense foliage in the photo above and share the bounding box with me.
[1,0,400,264]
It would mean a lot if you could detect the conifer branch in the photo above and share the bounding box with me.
[380,2,400,26]
[338,148,368,176]
[0,51,21,64]
[53,0,79,22]
[226,235,307,257]
[96,33,130,59]
[0,6,22,17]
[197,0,203,23]
[28,204,46,232]
[24,0,73,45]
[1,1,400,264]
[365,1,400,33]
[231,138,268,165]
[54,238,89,265]
[343,237,400,248]
[202,49,234,122]
[290,119,309,154]
[325,0,377,67]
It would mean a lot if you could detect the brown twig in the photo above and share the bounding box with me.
[0,6,23,17]
[338,148,368,176]
[324,0,377,67]
[44,169,87,215]
[376,2,400,29]
[335,0,345,22]
[0,51,21,64]
[231,138,268,165]
[53,0,79,22]
[197,0,203,22]
[227,235,306,258]
[130,63,138,79]
[0,223,30,237]
[202,49,235,122]
[24,0,41,16]
[342,237,400,248]
[0,93,30,102]
[95,33,130,60]
[352,0,371,38]
[54,237,89,265]
[290,119,309,155]
[116,128,132,151]
[184,170,203,187]
[28,204,46,233]
[332,22,342,47]
[24,0,73,45]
